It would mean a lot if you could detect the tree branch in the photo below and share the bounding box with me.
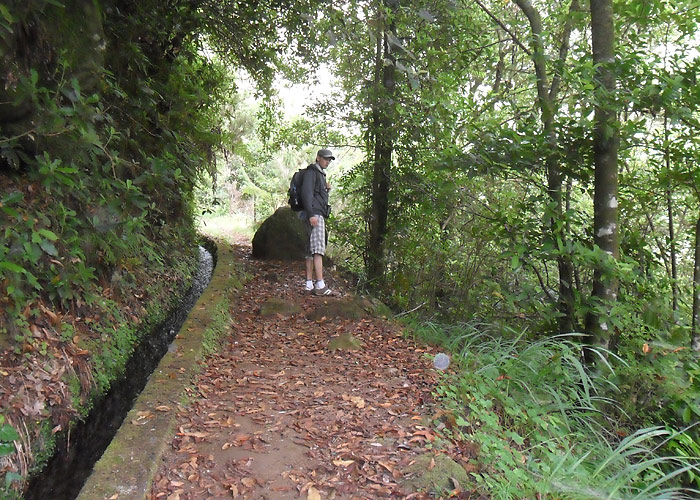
[549,0,581,101]
[470,0,531,56]
[528,259,557,304]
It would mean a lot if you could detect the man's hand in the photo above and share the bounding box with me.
[310,215,319,227]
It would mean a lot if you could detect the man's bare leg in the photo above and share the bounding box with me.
[305,257,314,281]
[313,254,323,283]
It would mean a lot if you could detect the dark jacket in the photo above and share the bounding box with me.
[301,163,329,217]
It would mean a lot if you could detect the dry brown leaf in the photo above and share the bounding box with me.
[179,430,209,438]
[378,461,394,473]
[332,459,355,467]
[461,460,479,473]
[233,433,251,445]
[307,486,321,500]
[351,396,366,409]
[412,429,435,441]
[271,485,293,491]
[41,305,60,325]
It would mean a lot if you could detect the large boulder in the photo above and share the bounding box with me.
[252,207,307,260]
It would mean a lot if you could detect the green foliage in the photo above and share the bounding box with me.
[411,321,700,498]
[667,430,700,488]
[0,417,19,458]
[0,0,230,324]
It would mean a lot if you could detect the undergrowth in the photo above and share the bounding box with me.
[408,321,700,499]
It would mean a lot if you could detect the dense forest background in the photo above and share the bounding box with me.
[1,0,700,498]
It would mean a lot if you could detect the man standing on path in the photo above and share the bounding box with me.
[302,149,334,295]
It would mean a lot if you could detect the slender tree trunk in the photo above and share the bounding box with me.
[645,212,672,277]
[585,0,619,360]
[367,1,396,287]
[513,0,577,332]
[692,216,700,351]
[664,112,678,312]
[569,178,583,293]
[668,187,678,311]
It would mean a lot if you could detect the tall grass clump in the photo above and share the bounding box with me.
[408,321,699,499]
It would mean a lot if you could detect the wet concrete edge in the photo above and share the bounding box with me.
[76,238,246,500]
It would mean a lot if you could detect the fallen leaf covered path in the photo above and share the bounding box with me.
[150,245,478,499]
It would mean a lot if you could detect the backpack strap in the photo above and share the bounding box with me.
[305,163,322,188]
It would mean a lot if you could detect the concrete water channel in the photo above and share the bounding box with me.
[25,245,217,500]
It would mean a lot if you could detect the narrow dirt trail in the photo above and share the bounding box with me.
[150,245,476,499]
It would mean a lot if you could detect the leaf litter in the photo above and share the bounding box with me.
[150,245,482,499]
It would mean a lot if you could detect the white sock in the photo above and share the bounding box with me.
[316,280,325,289]
[306,280,314,289]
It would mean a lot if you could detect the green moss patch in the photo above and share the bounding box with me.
[259,298,302,318]
[328,332,364,351]
[401,452,471,495]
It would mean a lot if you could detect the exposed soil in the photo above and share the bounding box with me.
[149,245,480,500]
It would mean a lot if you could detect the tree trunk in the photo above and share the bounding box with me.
[513,0,577,333]
[585,0,619,360]
[692,216,700,351]
[664,112,678,312]
[668,186,678,312]
[366,1,396,287]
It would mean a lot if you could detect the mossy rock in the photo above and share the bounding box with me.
[328,332,363,351]
[401,453,471,495]
[359,296,393,318]
[252,207,307,261]
[307,296,390,321]
[259,298,301,317]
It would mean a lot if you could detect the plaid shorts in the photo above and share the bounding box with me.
[305,215,326,256]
